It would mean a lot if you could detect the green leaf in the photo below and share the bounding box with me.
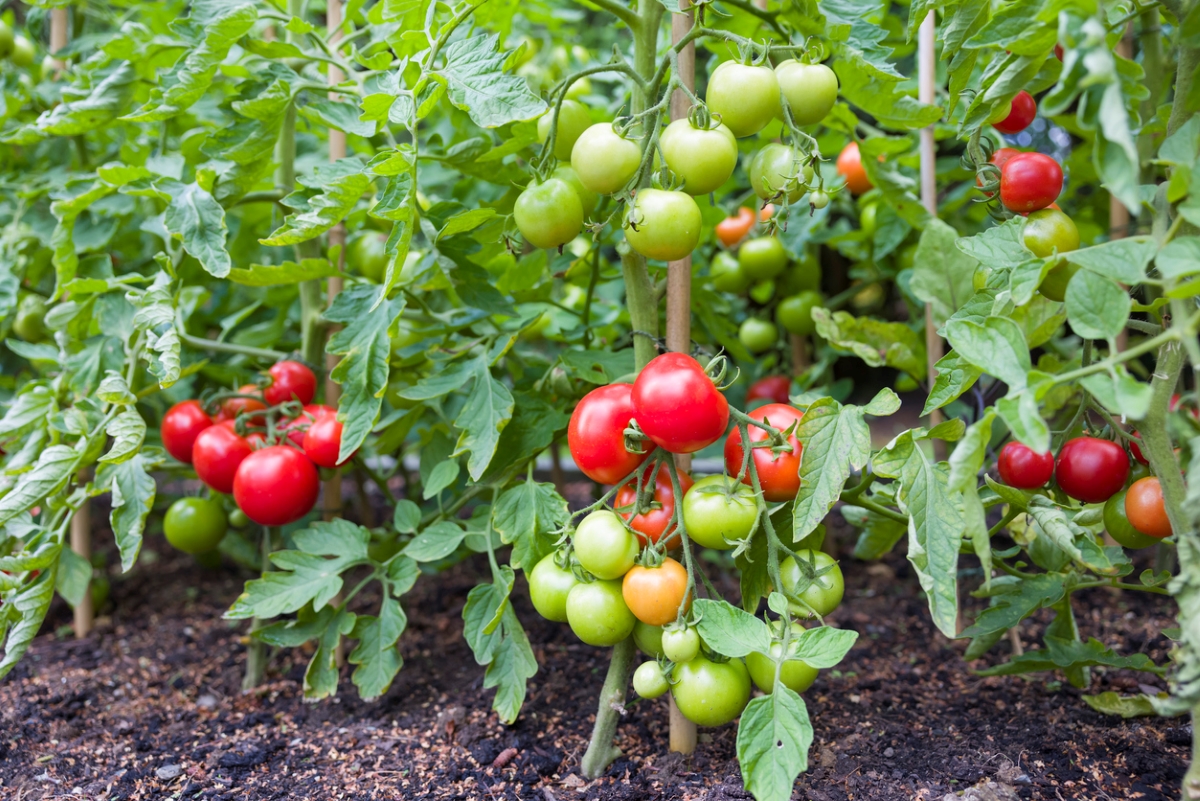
[261,161,372,246]
[124,3,259,121]
[49,181,117,295]
[404,520,466,562]
[432,34,547,128]
[96,372,136,406]
[100,410,146,464]
[1083,692,1167,719]
[948,408,995,493]
[349,595,407,700]
[493,481,570,571]
[1026,496,1114,574]
[33,62,139,136]
[1157,237,1200,280]
[0,445,78,527]
[1064,268,1131,341]
[790,626,859,669]
[96,454,156,572]
[55,546,91,609]
[1080,365,1153,421]
[811,308,926,378]
[976,634,1161,677]
[422,460,461,499]
[995,390,1050,454]
[1065,238,1156,283]
[453,360,515,480]
[226,520,370,619]
[956,219,1030,270]
[910,219,979,327]
[0,386,56,438]
[874,431,963,637]
[834,62,941,129]
[437,209,500,241]
[483,605,538,724]
[228,259,343,286]
[792,397,872,539]
[693,599,772,658]
[922,352,983,415]
[392,499,421,534]
[304,607,357,700]
[0,568,57,680]
[559,349,637,385]
[162,182,231,278]
[845,505,906,560]
[960,573,1066,638]
[326,285,402,462]
[298,99,376,137]
[944,316,1030,390]
[736,689,813,801]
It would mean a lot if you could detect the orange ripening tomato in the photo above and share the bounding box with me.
[716,207,755,248]
[759,204,775,221]
[1125,477,1172,539]
[622,557,690,626]
[836,142,872,195]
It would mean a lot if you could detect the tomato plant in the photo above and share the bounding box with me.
[631,353,729,454]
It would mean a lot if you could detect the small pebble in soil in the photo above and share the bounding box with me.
[156,764,183,780]
[884,747,894,758]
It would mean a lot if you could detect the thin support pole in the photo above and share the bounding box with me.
[918,11,945,446]
[666,0,699,759]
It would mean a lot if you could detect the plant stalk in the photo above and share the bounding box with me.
[242,526,275,691]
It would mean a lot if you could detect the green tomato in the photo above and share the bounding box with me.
[528,553,579,622]
[681,475,757,550]
[662,625,702,663]
[349,231,389,282]
[566,579,636,646]
[748,279,776,304]
[634,621,666,658]
[860,202,878,239]
[573,509,639,579]
[0,21,13,59]
[1104,490,1159,549]
[12,294,47,343]
[515,178,584,250]
[659,118,738,195]
[739,318,778,354]
[776,291,824,336]
[809,191,830,210]
[571,123,642,195]
[750,143,809,202]
[40,54,57,80]
[670,655,751,726]
[778,253,822,295]
[705,61,780,138]
[738,237,788,280]
[710,251,752,293]
[537,99,591,160]
[1038,261,1081,303]
[633,661,670,699]
[746,643,818,694]
[163,497,228,555]
[779,549,844,617]
[624,189,701,262]
[565,76,592,100]
[987,99,1014,124]
[1024,209,1079,259]
[551,164,598,217]
[228,508,250,528]
[11,36,34,69]
[775,61,838,126]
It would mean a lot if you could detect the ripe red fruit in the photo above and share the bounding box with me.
[614,464,694,547]
[997,441,1054,489]
[1129,433,1148,465]
[280,404,336,448]
[162,400,213,464]
[1055,437,1130,504]
[304,414,354,468]
[836,142,872,196]
[993,91,1037,135]
[747,375,791,405]
[723,403,804,502]
[631,353,730,454]
[264,360,317,406]
[568,384,650,485]
[233,445,320,526]
[192,421,253,494]
[1000,153,1063,213]
[221,384,267,424]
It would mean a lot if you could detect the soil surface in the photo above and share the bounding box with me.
[0,510,1188,801]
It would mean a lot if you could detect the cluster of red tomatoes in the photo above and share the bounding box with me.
[516,59,843,256]
[997,424,1178,550]
[526,353,845,726]
[160,361,349,534]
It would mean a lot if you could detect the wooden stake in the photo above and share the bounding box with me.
[1112,23,1132,356]
[918,11,945,445]
[666,0,698,759]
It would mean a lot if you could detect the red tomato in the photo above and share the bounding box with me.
[1055,437,1130,504]
[747,375,791,405]
[264,360,317,406]
[221,384,267,424]
[615,464,694,547]
[1129,432,1148,465]
[977,147,1023,198]
[162,400,213,464]
[568,384,650,485]
[304,414,354,468]
[1054,43,1064,61]
[715,207,755,248]
[993,91,1037,134]
[836,142,872,195]
[193,420,254,494]
[1000,152,1062,213]
[280,404,337,447]
[233,445,320,526]
[1170,393,1200,420]
[997,441,1054,489]
[1125,477,1172,539]
[723,403,804,502]
[631,353,730,454]
[245,431,268,449]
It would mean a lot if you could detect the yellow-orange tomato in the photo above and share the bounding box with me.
[716,207,755,248]
[836,142,873,195]
[759,204,775,221]
[1125,477,1172,539]
[622,558,691,626]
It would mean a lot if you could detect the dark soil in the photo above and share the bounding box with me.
[0,515,1188,801]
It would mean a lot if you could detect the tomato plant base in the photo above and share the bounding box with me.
[0,531,1185,801]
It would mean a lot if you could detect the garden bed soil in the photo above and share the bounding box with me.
[0,516,1188,801]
